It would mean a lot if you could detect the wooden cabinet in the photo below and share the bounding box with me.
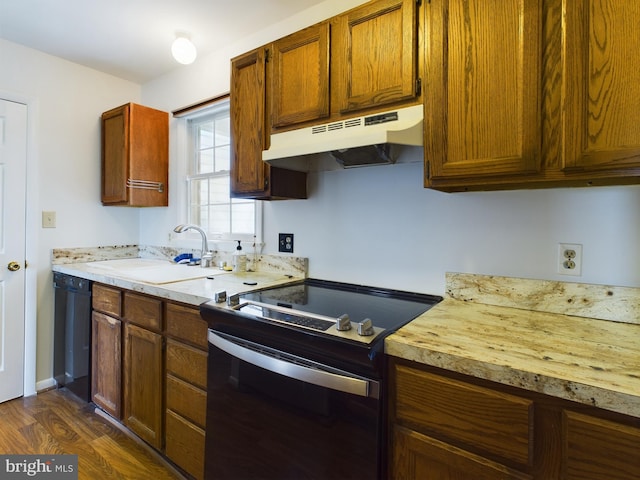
[91,286,210,478]
[122,293,164,450]
[101,103,168,206]
[270,23,330,128]
[391,361,533,479]
[230,49,307,200]
[333,0,420,114]
[389,358,640,480]
[424,0,542,185]
[91,284,122,419]
[561,0,640,174]
[164,302,208,480]
[563,411,640,480]
[424,0,640,191]
[269,0,420,130]
[91,310,122,419]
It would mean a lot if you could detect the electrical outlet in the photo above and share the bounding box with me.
[558,243,582,276]
[279,233,294,253]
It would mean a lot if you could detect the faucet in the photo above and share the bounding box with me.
[173,224,213,268]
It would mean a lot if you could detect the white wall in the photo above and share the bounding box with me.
[0,38,142,386]
[140,0,640,295]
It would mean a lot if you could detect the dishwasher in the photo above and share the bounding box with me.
[53,272,92,401]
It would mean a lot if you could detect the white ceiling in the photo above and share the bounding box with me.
[0,0,327,84]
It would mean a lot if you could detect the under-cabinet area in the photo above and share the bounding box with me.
[91,283,207,480]
[388,359,640,480]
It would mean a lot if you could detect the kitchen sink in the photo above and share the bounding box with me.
[87,258,227,284]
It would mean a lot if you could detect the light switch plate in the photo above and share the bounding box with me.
[42,211,56,228]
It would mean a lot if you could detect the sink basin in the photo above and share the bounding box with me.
[88,258,226,284]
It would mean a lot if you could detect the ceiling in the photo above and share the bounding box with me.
[0,0,327,84]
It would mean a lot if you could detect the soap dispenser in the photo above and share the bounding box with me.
[232,240,247,273]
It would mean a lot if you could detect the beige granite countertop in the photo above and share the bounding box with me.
[386,273,640,418]
[52,246,307,307]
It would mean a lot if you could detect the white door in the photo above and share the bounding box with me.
[0,99,27,403]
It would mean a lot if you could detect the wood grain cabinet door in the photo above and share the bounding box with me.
[123,323,163,449]
[91,311,122,419]
[425,0,542,183]
[271,22,330,128]
[334,0,419,114]
[230,48,269,196]
[562,0,640,173]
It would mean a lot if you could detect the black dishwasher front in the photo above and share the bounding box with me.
[53,272,92,401]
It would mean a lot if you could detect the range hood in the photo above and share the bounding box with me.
[262,104,423,171]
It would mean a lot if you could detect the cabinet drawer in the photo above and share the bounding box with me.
[563,410,640,479]
[166,374,207,428]
[394,364,534,467]
[165,409,205,480]
[123,291,162,331]
[165,302,208,349]
[92,284,121,317]
[166,339,207,389]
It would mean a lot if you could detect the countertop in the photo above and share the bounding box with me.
[52,253,306,308]
[385,273,640,418]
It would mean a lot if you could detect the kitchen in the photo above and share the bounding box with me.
[1,0,639,479]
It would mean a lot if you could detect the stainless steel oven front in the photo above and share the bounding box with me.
[205,329,382,480]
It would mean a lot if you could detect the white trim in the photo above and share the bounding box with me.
[0,90,38,397]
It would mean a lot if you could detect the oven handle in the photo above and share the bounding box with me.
[208,330,379,399]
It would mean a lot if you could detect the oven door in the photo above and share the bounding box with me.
[206,330,382,480]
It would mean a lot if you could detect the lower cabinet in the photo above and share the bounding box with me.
[123,322,163,449]
[91,310,121,419]
[91,284,208,479]
[388,358,640,480]
[164,303,208,480]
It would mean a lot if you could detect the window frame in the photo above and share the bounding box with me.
[175,96,262,246]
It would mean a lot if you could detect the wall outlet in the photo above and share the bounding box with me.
[558,243,582,276]
[279,233,294,253]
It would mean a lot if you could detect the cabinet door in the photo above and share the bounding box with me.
[101,106,128,204]
[123,323,163,449]
[271,22,330,128]
[426,0,542,182]
[91,311,121,419]
[563,411,640,480]
[335,0,419,114]
[392,426,531,480]
[230,48,269,196]
[562,1,640,172]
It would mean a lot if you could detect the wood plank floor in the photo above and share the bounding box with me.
[0,388,184,479]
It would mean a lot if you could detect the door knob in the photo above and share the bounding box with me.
[7,261,21,272]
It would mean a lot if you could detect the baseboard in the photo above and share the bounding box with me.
[36,377,57,393]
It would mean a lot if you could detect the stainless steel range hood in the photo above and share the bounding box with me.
[262,104,423,171]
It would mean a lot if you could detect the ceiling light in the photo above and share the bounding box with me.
[171,35,197,65]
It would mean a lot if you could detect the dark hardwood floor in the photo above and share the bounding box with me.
[0,388,183,479]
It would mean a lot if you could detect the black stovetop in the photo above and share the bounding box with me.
[239,278,442,333]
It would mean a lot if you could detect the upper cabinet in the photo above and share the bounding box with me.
[562,0,640,173]
[230,49,307,199]
[425,0,640,191]
[270,23,330,129]
[101,103,168,206]
[425,0,542,182]
[333,0,420,114]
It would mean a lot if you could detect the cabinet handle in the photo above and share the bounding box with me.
[127,178,164,193]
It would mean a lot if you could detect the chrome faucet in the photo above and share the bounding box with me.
[173,224,213,268]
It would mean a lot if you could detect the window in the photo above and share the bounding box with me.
[184,98,258,241]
